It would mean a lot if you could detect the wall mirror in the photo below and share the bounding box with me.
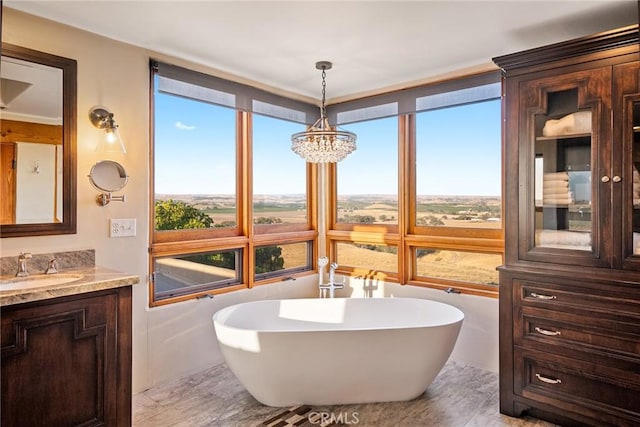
[89,160,128,206]
[0,43,77,237]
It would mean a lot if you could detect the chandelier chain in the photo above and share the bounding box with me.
[320,68,327,120]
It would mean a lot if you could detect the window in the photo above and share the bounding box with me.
[154,95,238,233]
[253,241,312,281]
[150,61,504,302]
[252,114,308,229]
[336,116,399,227]
[413,248,500,286]
[327,73,503,295]
[415,100,501,230]
[150,61,317,305]
[153,249,243,301]
[335,242,398,275]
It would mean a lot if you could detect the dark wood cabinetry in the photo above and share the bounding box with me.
[1,286,132,427]
[494,26,640,426]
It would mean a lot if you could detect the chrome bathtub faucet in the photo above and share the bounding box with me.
[319,262,344,298]
[16,252,33,277]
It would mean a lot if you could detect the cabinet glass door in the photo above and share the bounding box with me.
[533,89,592,252]
[521,67,611,268]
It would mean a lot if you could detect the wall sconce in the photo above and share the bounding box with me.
[89,106,126,154]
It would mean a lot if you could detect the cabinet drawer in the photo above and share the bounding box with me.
[514,278,640,319]
[516,309,640,360]
[515,348,640,425]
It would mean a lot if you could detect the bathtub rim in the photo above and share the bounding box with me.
[212,297,464,334]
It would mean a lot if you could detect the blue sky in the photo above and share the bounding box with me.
[154,92,500,197]
[415,99,501,197]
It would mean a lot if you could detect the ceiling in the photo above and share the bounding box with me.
[5,1,638,103]
[1,56,62,124]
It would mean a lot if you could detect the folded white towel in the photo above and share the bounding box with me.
[536,229,591,250]
[542,111,592,137]
[543,172,569,181]
[544,198,573,205]
[543,180,568,187]
[543,189,569,198]
[543,180,569,189]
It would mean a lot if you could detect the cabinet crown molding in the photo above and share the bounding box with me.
[493,25,639,73]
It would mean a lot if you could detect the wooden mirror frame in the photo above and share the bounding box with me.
[0,43,77,237]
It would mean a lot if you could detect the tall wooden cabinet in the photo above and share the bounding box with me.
[493,26,640,426]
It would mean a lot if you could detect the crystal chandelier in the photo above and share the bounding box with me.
[291,61,356,163]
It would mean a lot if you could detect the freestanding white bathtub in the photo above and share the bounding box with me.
[212,297,464,407]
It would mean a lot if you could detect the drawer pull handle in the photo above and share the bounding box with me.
[535,373,562,385]
[535,327,561,336]
[530,292,556,300]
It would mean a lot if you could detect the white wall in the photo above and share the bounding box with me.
[1,8,499,395]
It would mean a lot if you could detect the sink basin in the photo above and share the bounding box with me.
[0,274,83,291]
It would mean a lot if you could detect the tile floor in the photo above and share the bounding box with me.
[133,360,556,427]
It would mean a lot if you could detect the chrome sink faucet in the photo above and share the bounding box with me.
[319,262,344,298]
[16,252,32,277]
[45,258,58,275]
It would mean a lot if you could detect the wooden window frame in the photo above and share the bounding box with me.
[149,67,318,307]
[327,87,504,297]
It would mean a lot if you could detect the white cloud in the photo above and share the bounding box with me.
[175,121,196,130]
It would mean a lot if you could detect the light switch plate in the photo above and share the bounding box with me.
[110,218,136,237]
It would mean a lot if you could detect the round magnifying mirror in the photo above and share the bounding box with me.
[88,160,128,192]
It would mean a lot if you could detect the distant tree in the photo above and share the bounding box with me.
[340,214,375,224]
[181,244,285,274]
[379,214,388,222]
[184,251,235,270]
[254,216,283,225]
[427,215,445,226]
[215,220,237,228]
[155,199,213,230]
[255,246,285,273]
[416,248,436,258]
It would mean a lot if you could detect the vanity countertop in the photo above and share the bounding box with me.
[0,266,140,306]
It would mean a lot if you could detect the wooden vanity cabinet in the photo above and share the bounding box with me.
[1,286,132,427]
[493,26,640,426]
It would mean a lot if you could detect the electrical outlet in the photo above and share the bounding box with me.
[110,218,136,237]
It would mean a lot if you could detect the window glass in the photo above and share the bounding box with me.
[253,114,307,226]
[415,100,501,229]
[254,241,312,280]
[153,249,242,300]
[154,88,237,231]
[335,242,397,273]
[337,116,398,225]
[415,248,500,286]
